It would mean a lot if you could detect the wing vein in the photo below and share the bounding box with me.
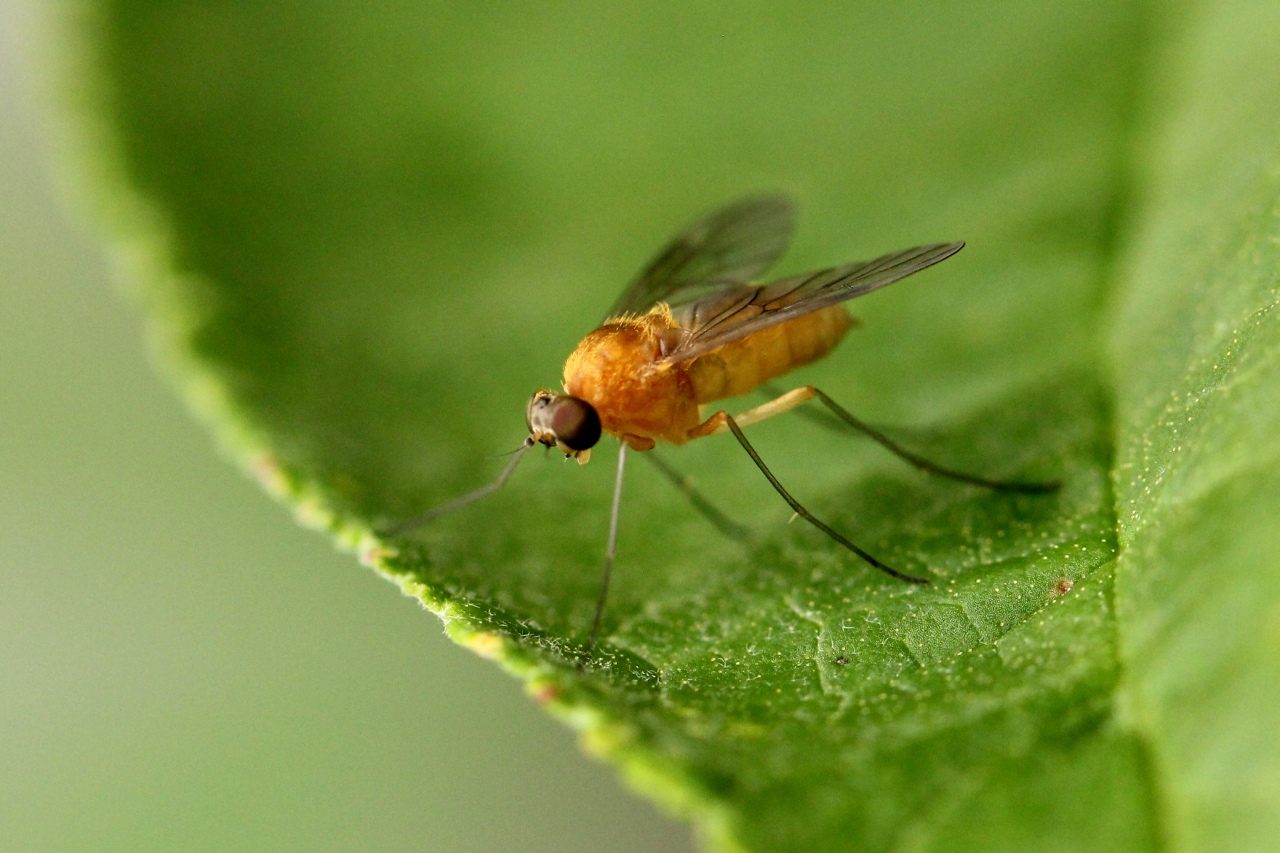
[661,241,964,365]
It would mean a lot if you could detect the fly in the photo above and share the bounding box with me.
[388,194,1056,660]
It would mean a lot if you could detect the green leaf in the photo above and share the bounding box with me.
[59,0,1280,850]
[1110,3,1280,849]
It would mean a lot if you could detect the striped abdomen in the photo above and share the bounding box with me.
[685,305,853,404]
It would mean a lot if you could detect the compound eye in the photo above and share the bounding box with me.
[549,397,601,451]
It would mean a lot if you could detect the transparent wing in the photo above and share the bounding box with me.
[605,194,796,320]
[660,241,964,364]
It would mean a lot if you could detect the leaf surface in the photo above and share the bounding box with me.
[65,1,1280,849]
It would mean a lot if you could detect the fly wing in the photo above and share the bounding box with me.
[605,194,796,321]
[661,241,964,364]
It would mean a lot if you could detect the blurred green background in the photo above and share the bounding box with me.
[0,3,690,850]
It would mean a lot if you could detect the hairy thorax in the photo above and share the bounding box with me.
[562,309,700,448]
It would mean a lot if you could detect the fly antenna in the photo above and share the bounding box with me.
[487,442,534,460]
[384,438,534,536]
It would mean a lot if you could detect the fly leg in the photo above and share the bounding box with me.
[583,442,628,665]
[743,384,1058,492]
[691,402,928,585]
[800,387,1058,493]
[643,451,752,541]
[687,386,818,438]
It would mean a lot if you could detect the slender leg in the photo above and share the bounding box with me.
[701,386,1058,493]
[643,451,752,541]
[804,388,1059,493]
[383,438,534,536]
[758,381,849,432]
[585,442,628,660]
[688,386,818,439]
[722,415,929,585]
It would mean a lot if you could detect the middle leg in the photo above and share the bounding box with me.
[643,450,752,541]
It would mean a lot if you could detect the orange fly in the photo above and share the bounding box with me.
[389,195,1055,657]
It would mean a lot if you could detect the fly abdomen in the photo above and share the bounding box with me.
[688,305,853,405]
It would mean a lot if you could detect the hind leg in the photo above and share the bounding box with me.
[688,386,817,439]
[695,385,1057,493]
